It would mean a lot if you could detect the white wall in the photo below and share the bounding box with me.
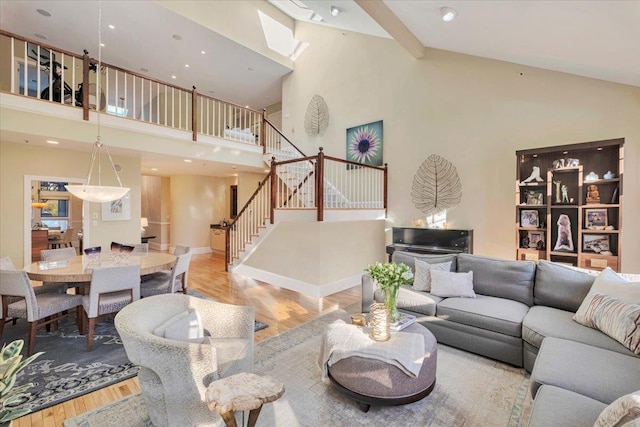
[281,22,640,272]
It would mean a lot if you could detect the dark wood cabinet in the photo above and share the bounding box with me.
[31,229,48,262]
[516,138,624,271]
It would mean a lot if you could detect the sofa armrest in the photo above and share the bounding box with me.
[362,274,374,313]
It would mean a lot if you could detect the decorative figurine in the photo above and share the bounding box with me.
[526,190,543,205]
[603,171,616,180]
[561,185,569,203]
[585,184,601,204]
[554,180,562,203]
[566,158,580,167]
[521,236,530,248]
[585,171,599,182]
[554,214,574,252]
[521,166,544,184]
[536,239,545,250]
[553,159,565,169]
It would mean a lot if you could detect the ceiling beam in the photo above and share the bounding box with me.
[354,0,425,59]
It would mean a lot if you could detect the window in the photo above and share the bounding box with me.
[41,199,69,217]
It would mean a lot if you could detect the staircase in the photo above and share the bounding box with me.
[226,120,387,270]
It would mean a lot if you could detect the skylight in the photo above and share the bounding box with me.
[258,10,309,60]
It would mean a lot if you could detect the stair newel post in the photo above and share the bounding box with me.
[82,50,90,121]
[261,109,267,154]
[224,220,230,272]
[270,156,277,224]
[192,86,198,142]
[384,163,388,212]
[317,147,325,221]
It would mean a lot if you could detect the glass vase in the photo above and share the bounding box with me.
[383,286,400,323]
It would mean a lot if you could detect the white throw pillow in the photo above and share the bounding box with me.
[153,309,204,343]
[586,268,640,303]
[413,260,452,292]
[594,390,640,427]
[430,270,476,298]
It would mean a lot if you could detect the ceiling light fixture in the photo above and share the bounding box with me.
[108,24,115,29]
[184,159,192,163]
[185,64,189,68]
[330,6,340,17]
[201,50,206,55]
[65,0,130,204]
[151,168,158,171]
[440,7,458,22]
[46,140,59,145]
[171,75,176,79]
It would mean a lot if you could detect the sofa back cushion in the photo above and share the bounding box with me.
[534,260,596,312]
[457,254,535,306]
[391,251,457,273]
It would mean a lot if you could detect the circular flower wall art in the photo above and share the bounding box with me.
[346,120,383,166]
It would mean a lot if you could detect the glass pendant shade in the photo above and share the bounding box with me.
[65,185,129,203]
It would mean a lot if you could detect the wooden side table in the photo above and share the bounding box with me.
[205,372,284,427]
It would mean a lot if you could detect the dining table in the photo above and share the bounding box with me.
[24,252,177,283]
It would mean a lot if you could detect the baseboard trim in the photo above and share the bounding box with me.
[232,265,360,298]
[149,242,169,251]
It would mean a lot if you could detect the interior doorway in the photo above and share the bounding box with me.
[24,175,88,266]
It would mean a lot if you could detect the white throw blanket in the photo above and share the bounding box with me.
[319,320,425,382]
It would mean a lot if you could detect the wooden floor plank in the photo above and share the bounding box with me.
[25,251,361,426]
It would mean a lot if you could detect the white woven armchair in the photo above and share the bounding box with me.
[115,293,255,427]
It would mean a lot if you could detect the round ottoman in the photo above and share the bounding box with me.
[327,321,437,412]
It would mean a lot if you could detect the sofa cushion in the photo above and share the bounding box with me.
[522,306,639,358]
[457,254,535,306]
[595,390,640,427]
[374,285,442,316]
[435,294,529,337]
[413,259,452,292]
[534,260,596,312]
[528,385,607,427]
[530,337,640,404]
[430,270,476,298]
[391,251,457,273]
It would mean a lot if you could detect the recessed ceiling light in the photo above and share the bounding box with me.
[247,67,254,72]
[532,154,538,158]
[201,50,206,55]
[596,147,603,151]
[330,6,340,17]
[563,151,569,154]
[46,140,59,145]
[100,43,105,47]
[171,75,176,79]
[232,165,237,169]
[440,7,458,22]
[184,159,192,163]
[172,34,182,41]
[34,33,48,40]
[108,24,115,29]
[185,64,189,68]
[36,9,51,17]
[245,105,249,108]
[151,168,158,171]
[140,67,149,72]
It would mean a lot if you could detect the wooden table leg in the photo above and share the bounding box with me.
[247,406,263,427]
[219,410,237,427]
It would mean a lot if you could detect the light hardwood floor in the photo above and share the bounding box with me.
[19,252,362,427]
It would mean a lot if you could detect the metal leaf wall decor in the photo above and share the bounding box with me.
[411,154,462,215]
[304,94,329,135]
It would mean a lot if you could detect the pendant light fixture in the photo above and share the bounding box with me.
[65,0,130,203]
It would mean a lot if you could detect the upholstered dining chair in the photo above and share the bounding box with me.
[115,293,255,427]
[0,270,83,356]
[174,245,191,256]
[41,247,81,293]
[82,264,140,351]
[130,243,149,254]
[140,252,192,297]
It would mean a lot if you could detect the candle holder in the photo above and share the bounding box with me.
[350,313,367,327]
[368,303,390,342]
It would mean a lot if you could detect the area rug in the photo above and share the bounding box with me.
[4,298,268,414]
[65,309,533,427]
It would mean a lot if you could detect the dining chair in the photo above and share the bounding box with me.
[130,243,148,254]
[140,252,192,297]
[40,247,80,293]
[82,264,140,351]
[174,245,191,256]
[0,270,83,356]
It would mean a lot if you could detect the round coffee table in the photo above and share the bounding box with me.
[327,320,437,412]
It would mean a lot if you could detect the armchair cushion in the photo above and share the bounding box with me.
[154,309,204,344]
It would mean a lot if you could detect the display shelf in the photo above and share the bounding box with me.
[515,138,624,271]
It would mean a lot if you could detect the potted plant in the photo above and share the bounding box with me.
[365,262,413,323]
[0,340,43,426]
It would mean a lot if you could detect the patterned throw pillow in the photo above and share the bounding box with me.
[574,293,640,354]
[413,260,452,292]
[594,390,640,427]
[430,270,476,298]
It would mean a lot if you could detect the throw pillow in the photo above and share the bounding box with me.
[587,268,640,303]
[573,293,640,354]
[413,260,452,292]
[430,270,476,298]
[153,309,204,343]
[594,390,640,427]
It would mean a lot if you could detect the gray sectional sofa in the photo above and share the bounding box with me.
[361,251,640,426]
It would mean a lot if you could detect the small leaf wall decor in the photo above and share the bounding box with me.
[304,94,329,135]
[411,154,462,215]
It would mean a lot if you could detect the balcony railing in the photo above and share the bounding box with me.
[0,30,264,149]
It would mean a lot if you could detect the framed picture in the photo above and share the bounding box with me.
[346,120,383,167]
[528,231,545,249]
[583,234,610,253]
[101,194,131,221]
[525,190,544,206]
[520,210,539,228]
[585,208,607,229]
